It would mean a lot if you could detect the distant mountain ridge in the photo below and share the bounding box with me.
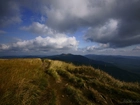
[43,54,140,82]
[1,54,140,82]
[85,54,140,74]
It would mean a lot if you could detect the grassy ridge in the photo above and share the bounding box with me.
[0,59,140,105]
[45,59,140,105]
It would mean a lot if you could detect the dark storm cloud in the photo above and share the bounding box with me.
[0,0,22,27]
[32,0,140,47]
[84,0,140,47]
[0,0,50,27]
[1,0,140,48]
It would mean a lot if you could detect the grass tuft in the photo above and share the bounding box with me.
[64,85,91,105]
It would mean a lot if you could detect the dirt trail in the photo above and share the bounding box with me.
[41,59,75,105]
[48,75,74,105]
[42,59,51,70]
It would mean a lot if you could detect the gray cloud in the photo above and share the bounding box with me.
[43,0,140,47]
[0,30,6,35]
[133,46,140,51]
[36,0,140,47]
[1,0,140,48]
[84,19,140,47]
[83,0,140,47]
[85,43,110,52]
[0,0,22,27]
[20,22,70,38]
[43,0,119,32]
[82,45,140,56]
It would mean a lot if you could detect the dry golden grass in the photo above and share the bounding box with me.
[46,59,140,105]
[0,58,140,105]
[0,58,48,105]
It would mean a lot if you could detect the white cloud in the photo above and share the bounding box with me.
[85,43,110,52]
[20,22,67,38]
[21,22,54,36]
[0,36,78,55]
[0,44,10,50]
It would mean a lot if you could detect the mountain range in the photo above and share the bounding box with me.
[85,54,140,74]
[1,54,140,82]
[43,54,140,82]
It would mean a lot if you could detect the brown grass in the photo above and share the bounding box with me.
[0,59,48,105]
[0,58,140,105]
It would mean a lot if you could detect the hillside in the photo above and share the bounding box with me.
[85,54,140,74]
[0,59,140,105]
[44,54,140,82]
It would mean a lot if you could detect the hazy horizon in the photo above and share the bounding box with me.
[1,53,140,58]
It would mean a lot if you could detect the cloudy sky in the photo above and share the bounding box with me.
[0,0,140,56]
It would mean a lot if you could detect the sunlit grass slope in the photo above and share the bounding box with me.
[0,58,140,105]
[0,59,48,105]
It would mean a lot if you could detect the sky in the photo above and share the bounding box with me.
[0,0,140,56]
